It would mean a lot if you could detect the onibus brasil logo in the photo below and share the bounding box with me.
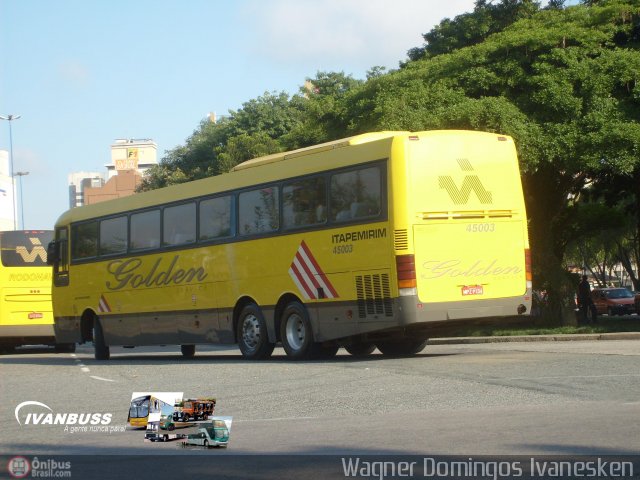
[15,401,112,429]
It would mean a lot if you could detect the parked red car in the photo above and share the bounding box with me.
[591,288,636,316]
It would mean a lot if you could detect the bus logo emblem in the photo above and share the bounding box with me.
[288,241,339,300]
[439,159,492,204]
[15,238,48,263]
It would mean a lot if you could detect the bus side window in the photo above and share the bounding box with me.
[239,186,279,236]
[71,222,98,259]
[330,166,381,222]
[200,196,233,241]
[100,216,128,255]
[130,210,161,251]
[163,202,196,246]
[282,177,327,229]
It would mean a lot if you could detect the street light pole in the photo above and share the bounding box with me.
[15,171,29,230]
[0,114,22,230]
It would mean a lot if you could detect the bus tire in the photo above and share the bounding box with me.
[237,303,275,360]
[376,338,428,357]
[93,319,110,361]
[181,344,196,358]
[280,301,316,360]
[345,342,376,357]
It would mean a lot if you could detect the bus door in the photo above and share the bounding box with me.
[49,227,69,287]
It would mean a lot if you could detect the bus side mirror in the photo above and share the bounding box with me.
[47,241,59,266]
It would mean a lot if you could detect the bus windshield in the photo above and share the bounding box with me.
[129,397,150,419]
[0,231,52,267]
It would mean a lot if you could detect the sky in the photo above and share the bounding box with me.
[1,0,489,230]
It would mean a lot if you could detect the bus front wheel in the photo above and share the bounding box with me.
[237,303,275,360]
[93,319,110,361]
[376,338,428,357]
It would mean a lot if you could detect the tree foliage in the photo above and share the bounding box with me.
[330,0,640,316]
[139,91,302,191]
[406,0,542,61]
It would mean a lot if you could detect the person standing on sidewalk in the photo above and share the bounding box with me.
[577,275,597,324]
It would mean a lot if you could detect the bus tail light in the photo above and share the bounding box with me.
[396,254,416,290]
[525,248,532,287]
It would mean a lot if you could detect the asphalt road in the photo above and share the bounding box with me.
[1,339,639,460]
[0,341,640,455]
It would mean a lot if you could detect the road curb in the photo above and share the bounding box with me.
[427,332,640,345]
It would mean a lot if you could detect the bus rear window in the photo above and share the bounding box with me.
[0,230,53,267]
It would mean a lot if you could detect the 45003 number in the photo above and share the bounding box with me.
[333,244,353,254]
[466,223,495,233]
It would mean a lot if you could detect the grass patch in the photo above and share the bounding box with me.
[458,316,640,337]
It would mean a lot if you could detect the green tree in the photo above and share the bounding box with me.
[407,0,542,61]
[284,71,365,148]
[216,132,281,172]
[340,0,640,318]
[139,91,300,190]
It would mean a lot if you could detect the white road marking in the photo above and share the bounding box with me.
[81,367,90,373]
[90,376,115,382]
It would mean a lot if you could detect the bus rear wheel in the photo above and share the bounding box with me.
[280,301,319,360]
[93,319,110,361]
[237,303,275,360]
[376,338,428,357]
[181,345,196,358]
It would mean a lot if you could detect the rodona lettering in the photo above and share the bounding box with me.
[106,255,208,290]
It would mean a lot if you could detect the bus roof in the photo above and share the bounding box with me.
[54,130,475,227]
[231,132,403,172]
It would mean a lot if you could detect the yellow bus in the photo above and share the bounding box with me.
[128,393,175,429]
[49,130,531,360]
[0,230,74,352]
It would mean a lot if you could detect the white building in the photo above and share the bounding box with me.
[68,138,158,208]
[68,172,105,208]
[0,150,15,230]
[106,138,158,179]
